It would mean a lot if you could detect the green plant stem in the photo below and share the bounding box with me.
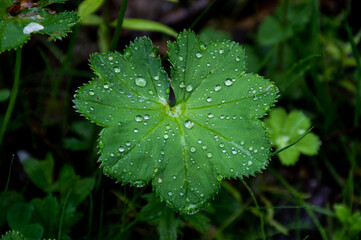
[0,48,22,147]
[0,155,14,207]
[270,168,328,240]
[345,22,361,126]
[58,189,72,240]
[110,0,128,51]
[190,0,217,29]
[241,179,265,240]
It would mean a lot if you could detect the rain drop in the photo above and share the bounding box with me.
[135,77,147,87]
[184,120,194,129]
[158,178,163,183]
[207,153,213,158]
[103,84,109,89]
[168,191,173,196]
[236,57,240,61]
[186,84,193,92]
[114,67,120,73]
[219,49,224,54]
[206,97,212,103]
[118,147,125,152]
[214,85,222,91]
[190,147,196,153]
[163,134,169,139]
[133,128,139,133]
[179,81,186,88]
[178,56,183,61]
[224,79,233,86]
[89,90,95,96]
[196,52,202,58]
[207,113,214,118]
[154,76,159,81]
[135,115,142,122]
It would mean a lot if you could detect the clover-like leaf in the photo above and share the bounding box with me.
[0,0,79,53]
[265,108,321,165]
[74,30,279,213]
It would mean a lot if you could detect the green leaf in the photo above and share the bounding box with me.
[31,196,81,238]
[122,18,177,38]
[0,0,79,53]
[7,203,32,231]
[0,231,26,240]
[0,88,10,102]
[20,223,43,240]
[158,208,179,240]
[74,30,278,213]
[22,153,54,192]
[265,108,321,166]
[78,0,105,18]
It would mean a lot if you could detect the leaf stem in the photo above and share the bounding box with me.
[110,0,128,51]
[0,48,22,147]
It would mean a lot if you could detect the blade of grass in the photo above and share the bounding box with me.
[0,155,14,206]
[270,168,328,240]
[241,179,266,240]
[270,127,314,157]
[97,188,105,240]
[0,48,21,147]
[110,0,128,51]
[345,22,361,125]
[87,194,94,240]
[58,189,72,240]
[189,0,218,29]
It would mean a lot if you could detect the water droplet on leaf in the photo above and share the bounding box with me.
[184,120,194,129]
[135,77,147,87]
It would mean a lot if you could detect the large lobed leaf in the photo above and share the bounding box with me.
[74,30,279,213]
[0,0,79,53]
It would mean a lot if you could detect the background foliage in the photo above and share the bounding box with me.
[0,0,360,239]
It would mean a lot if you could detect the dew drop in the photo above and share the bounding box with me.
[158,177,163,183]
[178,56,183,61]
[196,52,202,58]
[190,147,196,153]
[184,120,194,129]
[240,140,245,145]
[230,168,234,172]
[154,76,159,80]
[207,113,214,118]
[125,141,131,146]
[163,134,169,139]
[236,57,240,61]
[135,115,142,122]
[108,56,113,61]
[224,78,233,86]
[248,161,253,166]
[103,84,109,89]
[144,114,150,120]
[133,128,138,133]
[179,81,185,88]
[214,85,222,91]
[114,67,120,73]
[135,77,147,87]
[154,168,159,172]
[219,49,224,54]
[186,84,193,92]
[207,152,213,158]
[118,147,125,152]
[89,90,95,96]
[206,97,212,103]
[168,191,173,196]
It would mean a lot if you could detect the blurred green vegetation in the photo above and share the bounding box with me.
[1,0,360,239]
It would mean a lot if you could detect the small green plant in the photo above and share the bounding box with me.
[74,30,279,214]
[265,107,321,165]
[0,0,79,53]
[333,204,361,239]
